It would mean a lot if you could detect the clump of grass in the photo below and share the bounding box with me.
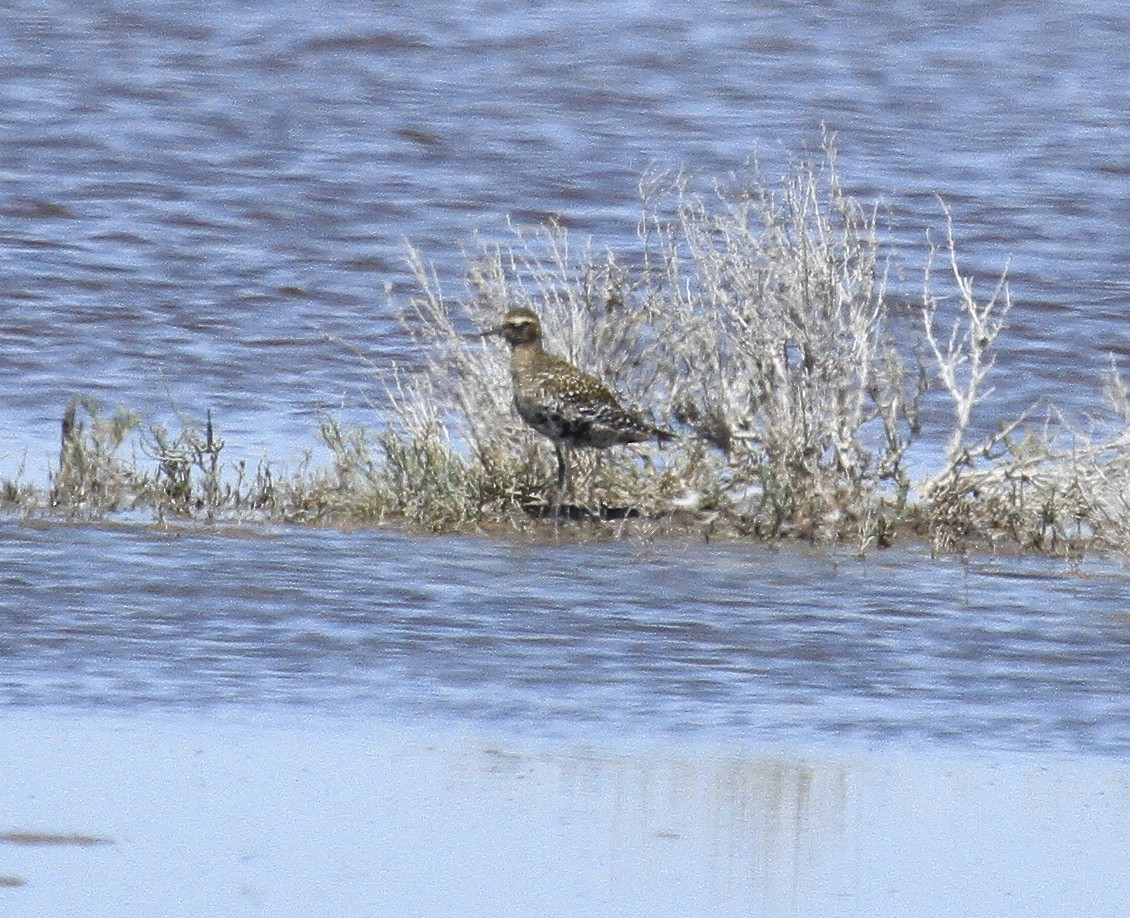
[148,411,225,513]
[313,417,489,530]
[20,398,279,522]
[53,397,146,514]
[0,452,35,509]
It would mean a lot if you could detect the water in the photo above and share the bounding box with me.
[3,2,1130,914]
[3,524,1130,916]
[2,1,1129,474]
[6,714,1130,918]
[3,521,1130,755]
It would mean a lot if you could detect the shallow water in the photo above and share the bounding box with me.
[3,2,1130,914]
[2,520,1129,755]
[2,521,1129,913]
[3,715,1130,918]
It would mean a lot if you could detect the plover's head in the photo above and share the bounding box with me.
[482,307,542,347]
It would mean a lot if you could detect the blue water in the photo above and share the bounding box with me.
[0,0,1129,760]
[2,520,1129,758]
[1,1,1128,477]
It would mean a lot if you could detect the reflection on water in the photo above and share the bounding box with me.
[0,832,112,847]
[2,713,1127,918]
[501,748,851,916]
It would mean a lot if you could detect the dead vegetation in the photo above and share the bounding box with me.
[3,140,1128,557]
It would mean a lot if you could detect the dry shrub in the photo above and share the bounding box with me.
[644,145,922,541]
[922,363,1130,556]
[42,398,276,521]
[386,139,924,542]
[53,397,145,513]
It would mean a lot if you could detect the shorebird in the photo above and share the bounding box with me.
[482,307,671,494]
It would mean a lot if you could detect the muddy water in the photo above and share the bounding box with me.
[3,2,1130,915]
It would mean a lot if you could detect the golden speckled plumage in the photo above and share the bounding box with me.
[483,307,670,491]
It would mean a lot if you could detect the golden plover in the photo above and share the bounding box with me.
[482,307,671,493]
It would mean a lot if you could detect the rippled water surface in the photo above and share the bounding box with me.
[2,520,1129,757]
[1,1,1129,472]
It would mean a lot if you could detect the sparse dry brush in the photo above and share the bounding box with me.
[910,206,1130,556]
[646,148,923,543]
[31,397,279,523]
[378,140,926,544]
[5,141,1130,556]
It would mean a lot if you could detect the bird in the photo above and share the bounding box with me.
[481,307,672,495]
